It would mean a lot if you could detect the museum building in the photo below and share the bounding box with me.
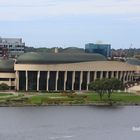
[0,52,139,91]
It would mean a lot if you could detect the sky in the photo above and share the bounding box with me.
[0,0,140,49]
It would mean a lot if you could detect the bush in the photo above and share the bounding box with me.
[0,83,9,90]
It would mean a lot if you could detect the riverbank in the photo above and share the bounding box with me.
[0,92,140,106]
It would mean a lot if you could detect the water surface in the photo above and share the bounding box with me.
[0,106,140,140]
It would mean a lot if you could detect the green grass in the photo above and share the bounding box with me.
[27,92,140,105]
[0,93,13,96]
[0,92,140,106]
[86,92,140,104]
[27,93,86,105]
[111,93,140,104]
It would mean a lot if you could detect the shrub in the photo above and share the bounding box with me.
[0,83,9,90]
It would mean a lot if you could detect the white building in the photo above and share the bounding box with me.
[0,37,25,57]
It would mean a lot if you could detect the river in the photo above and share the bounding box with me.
[0,106,140,140]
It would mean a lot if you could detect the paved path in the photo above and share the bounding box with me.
[127,85,140,94]
[0,91,16,94]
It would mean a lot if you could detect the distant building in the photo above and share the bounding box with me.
[85,43,111,58]
[0,37,25,58]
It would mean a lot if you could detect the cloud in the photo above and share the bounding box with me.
[0,0,140,21]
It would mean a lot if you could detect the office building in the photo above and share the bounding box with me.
[85,43,111,58]
[0,37,25,57]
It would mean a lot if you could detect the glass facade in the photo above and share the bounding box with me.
[85,43,111,58]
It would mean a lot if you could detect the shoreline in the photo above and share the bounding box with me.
[0,102,140,107]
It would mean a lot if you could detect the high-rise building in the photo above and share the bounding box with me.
[85,43,111,58]
[0,37,25,58]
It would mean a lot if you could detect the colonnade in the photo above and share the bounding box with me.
[16,70,134,91]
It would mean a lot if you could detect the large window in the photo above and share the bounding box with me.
[39,71,47,91]
[0,78,9,81]
[19,71,26,90]
[28,71,37,91]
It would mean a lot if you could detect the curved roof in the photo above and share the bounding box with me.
[60,47,85,53]
[0,59,14,72]
[127,59,140,66]
[16,52,106,64]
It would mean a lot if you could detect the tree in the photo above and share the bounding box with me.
[89,79,105,100]
[106,78,124,100]
[89,78,124,100]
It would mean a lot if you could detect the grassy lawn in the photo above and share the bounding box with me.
[0,92,140,106]
[0,93,13,96]
[26,92,140,105]
[28,93,86,105]
[86,92,140,104]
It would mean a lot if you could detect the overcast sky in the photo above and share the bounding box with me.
[0,0,140,49]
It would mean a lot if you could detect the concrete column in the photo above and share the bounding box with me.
[123,71,126,83]
[94,71,97,81]
[128,72,131,82]
[46,71,50,91]
[55,71,59,91]
[130,72,133,82]
[16,71,19,91]
[128,71,130,82]
[106,71,109,79]
[125,71,127,82]
[64,71,67,91]
[72,71,75,90]
[37,71,40,91]
[100,71,103,79]
[79,71,83,90]
[116,71,119,79]
[87,71,90,91]
[111,71,114,78]
[9,78,11,90]
[129,71,132,82]
[120,71,122,80]
[126,72,129,82]
[131,71,134,82]
[26,71,28,91]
